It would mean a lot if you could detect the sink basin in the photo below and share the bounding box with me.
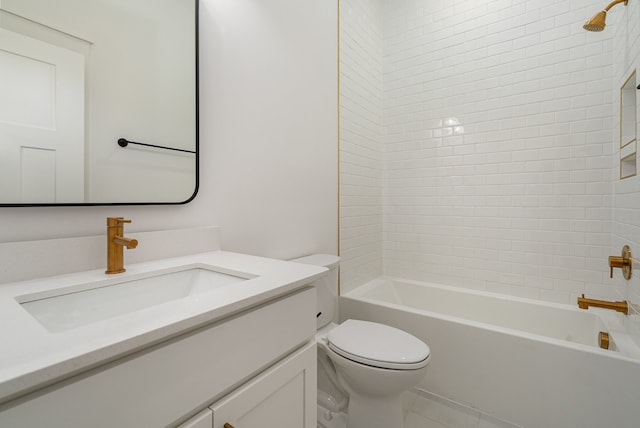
[18,267,250,333]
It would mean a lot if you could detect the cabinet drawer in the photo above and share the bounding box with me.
[178,409,213,428]
[0,287,315,428]
[211,341,316,428]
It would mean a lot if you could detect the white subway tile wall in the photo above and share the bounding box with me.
[379,0,619,303]
[341,0,640,341]
[612,0,640,345]
[340,0,384,293]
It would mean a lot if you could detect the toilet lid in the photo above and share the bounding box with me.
[327,319,430,370]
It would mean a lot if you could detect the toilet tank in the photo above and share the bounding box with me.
[290,254,340,329]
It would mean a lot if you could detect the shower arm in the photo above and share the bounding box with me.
[584,0,628,31]
[602,0,628,13]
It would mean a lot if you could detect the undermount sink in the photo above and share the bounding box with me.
[18,266,250,333]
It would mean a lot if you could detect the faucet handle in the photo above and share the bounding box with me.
[609,256,624,278]
[608,245,632,280]
[107,217,132,226]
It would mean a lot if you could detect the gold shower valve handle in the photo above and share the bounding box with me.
[608,245,632,280]
[608,256,625,278]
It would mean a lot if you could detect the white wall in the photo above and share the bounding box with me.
[202,0,338,259]
[0,0,338,263]
[340,0,624,304]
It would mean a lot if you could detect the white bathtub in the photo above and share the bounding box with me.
[340,278,640,428]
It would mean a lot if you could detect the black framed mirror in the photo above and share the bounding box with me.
[0,0,198,206]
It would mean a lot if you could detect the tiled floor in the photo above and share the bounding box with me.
[318,389,521,428]
[402,390,522,428]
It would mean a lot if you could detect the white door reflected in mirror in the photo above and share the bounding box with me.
[0,28,85,203]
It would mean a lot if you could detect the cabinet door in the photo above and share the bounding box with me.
[211,341,316,428]
[177,409,212,428]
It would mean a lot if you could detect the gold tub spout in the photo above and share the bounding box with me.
[106,217,138,274]
[577,294,628,315]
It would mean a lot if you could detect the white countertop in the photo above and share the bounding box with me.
[0,250,326,404]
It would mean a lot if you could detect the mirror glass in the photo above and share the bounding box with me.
[0,0,198,206]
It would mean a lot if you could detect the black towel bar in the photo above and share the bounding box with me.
[117,138,195,154]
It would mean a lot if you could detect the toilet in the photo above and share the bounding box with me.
[292,255,430,428]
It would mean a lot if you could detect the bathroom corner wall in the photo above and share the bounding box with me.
[202,0,339,261]
[339,0,384,293]
[340,0,624,303]
[611,0,640,345]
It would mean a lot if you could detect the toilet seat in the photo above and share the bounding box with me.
[327,319,430,370]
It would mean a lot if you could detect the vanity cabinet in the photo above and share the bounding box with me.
[0,287,316,428]
[210,341,316,428]
[179,341,316,428]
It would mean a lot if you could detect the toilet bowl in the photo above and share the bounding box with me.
[291,255,431,428]
[318,320,430,428]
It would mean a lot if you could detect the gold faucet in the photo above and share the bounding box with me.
[577,294,628,315]
[106,217,138,274]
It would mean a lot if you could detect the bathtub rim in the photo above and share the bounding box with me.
[342,276,640,363]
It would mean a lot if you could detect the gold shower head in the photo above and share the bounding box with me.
[584,10,608,31]
[584,0,628,32]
